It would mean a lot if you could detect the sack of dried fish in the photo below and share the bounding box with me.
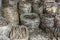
[19,2,31,14]
[0,35,10,40]
[0,17,12,37]
[29,28,51,40]
[20,13,40,28]
[0,25,12,37]
[2,0,9,7]
[33,3,43,15]
[41,14,54,31]
[44,1,57,15]
[10,25,28,40]
[9,0,19,9]
[3,6,19,26]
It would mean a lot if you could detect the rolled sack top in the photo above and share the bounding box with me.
[32,0,41,3]
[20,13,40,23]
[44,0,55,3]
[41,14,54,28]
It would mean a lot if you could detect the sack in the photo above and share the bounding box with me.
[33,3,43,15]
[20,13,40,28]
[3,6,19,26]
[29,29,50,40]
[41,14,54,28]
[19,2,31,14]
[44,2,57,15]
[10,25,28,40]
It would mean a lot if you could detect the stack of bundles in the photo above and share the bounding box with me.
[0,17,12,37]
[9,0,19,9]
[32,0,43,15]
[0,35,10,40]
[19,0,31,14]
[2,6,19,26]
[10,25,28,40]
[44,0,57,16]
[20,13,40,29]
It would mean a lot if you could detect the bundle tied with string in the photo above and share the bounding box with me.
[3,6,19,26]
[20,13,40,28]
[10,25,28,40]
[0,17,12,37]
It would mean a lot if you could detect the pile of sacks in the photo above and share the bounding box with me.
[0,0,59,40]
